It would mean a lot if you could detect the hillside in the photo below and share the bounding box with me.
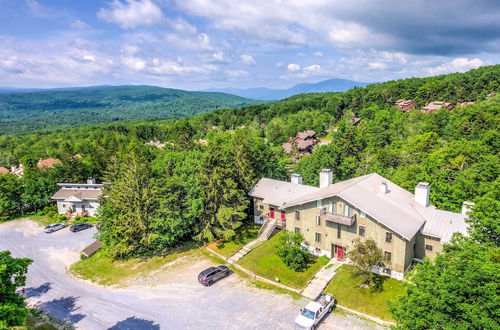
[206,78,372,100]
[0,85,259,134]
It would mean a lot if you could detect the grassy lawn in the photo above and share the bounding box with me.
[69,242,201,286]
[207,223,260,257]
[324,265,405,321]
[237,231,324,289]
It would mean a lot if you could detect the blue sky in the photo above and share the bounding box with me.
[0,0,499,90]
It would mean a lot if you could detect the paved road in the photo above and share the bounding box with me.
[0,219,383,330]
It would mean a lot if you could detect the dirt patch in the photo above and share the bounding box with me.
[1,218,41,237]
[122,254,215,288]
[42,246,81,269]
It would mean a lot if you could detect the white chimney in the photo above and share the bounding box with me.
[291,173,303,184]
[87,177,96,185]
[415,182,430,207]
[461,201,475,215]
[379,182,388,194]
[319,169,332,188]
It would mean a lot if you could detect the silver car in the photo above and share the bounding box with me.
[44,223,67,233]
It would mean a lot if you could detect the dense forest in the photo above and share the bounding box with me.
[1,64,499,328]
[0,85,259,134]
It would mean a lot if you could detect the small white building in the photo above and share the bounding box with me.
[51,178,103,216]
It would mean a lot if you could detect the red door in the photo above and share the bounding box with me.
[337,246,344,260]
[280,211,286,219]
[269,208,275,219]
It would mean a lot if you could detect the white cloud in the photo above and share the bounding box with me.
[211,51,226,63]
[287,63,300,71]
[97,0,164,29]
[427,58,485,75]
[313,51,323,57]
[26,0,54,18]
[122,56,146,70]
[240,54,256,65]
[368,61,387,70]
[303,64,321,74]
[71,20,90,30]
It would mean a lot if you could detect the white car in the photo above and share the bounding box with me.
[294,293,335,330]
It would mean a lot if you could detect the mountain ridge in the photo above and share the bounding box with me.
[205,78,373,100]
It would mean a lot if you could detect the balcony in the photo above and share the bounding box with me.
[320,208,356,226]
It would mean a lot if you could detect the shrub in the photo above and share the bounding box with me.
[276,230,310,271]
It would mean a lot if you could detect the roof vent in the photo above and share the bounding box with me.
[379,182,388,194]
[87,177,96,185]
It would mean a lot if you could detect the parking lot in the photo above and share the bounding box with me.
[0,219,384,329]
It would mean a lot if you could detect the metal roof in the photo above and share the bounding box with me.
[282,173,426,240]
[248,178,319,207]
[250,173,468,242]
[418,208,468,243]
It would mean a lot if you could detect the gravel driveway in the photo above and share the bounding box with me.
[0,219,383,330]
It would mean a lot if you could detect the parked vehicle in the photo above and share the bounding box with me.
[198,265,230,286]
[44,223,67,233]
[294,293,335,330]
[69,223,93,232]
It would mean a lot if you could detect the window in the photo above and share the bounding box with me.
[295,227,301,233]
[337,223,341,239]
[383,268,392,275]
[384,251,392,263]
[295,210,300,220]
[316,200,322,208]
[316,215,321,226]
[258,204,264,210]
[344,204,353,217]
[358,225,365,236]
[425,244,433,251]
[386,232,393,243]
[62,204,66,208]
[360,211,366,217]
[328,201,337,214]
[315,232,321,243]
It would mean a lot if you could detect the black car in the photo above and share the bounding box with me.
[69,223,93,232]
[198,265,230,286]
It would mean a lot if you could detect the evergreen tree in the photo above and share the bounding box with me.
[97,152,159,258]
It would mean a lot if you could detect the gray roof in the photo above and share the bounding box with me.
[248,178,319,207]
[250,173,468,242]
[282,173,426,240]
[52,188,102,201]
[418,208,468,243]
[81,240,101,257]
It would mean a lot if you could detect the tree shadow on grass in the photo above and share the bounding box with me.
[37,296,85,324]
[26,282,52,298]
[108,316,160,330]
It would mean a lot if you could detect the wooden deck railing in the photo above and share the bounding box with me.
[320,208,356,226]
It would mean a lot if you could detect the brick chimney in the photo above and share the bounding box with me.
[319,169,332,188]
[415,182,430,207]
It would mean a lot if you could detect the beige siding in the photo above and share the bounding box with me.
[285,196,414,273]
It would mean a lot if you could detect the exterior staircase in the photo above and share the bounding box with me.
[227,218,278,263]
[257,218,277,241]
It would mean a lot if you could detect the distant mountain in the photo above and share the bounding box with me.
[0,85,260,134]
[206,78,373,100]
